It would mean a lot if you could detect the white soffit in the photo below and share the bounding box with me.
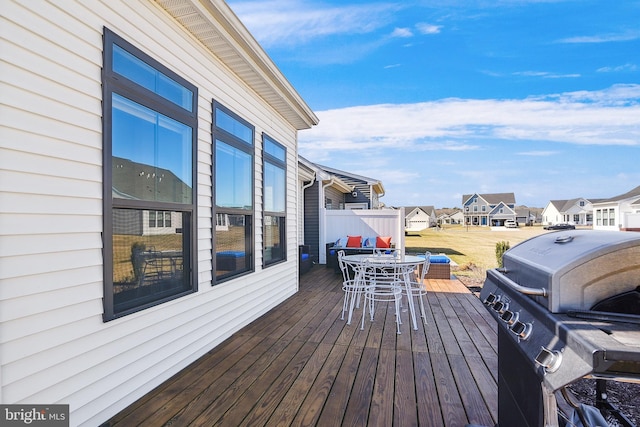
[154,0,319,130]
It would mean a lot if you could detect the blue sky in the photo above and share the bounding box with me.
[227,0,640,208]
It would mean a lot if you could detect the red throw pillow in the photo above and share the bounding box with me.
[346,235,362,248]
[376,236,392,248]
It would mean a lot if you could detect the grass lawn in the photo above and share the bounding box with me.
[405,224,551,280]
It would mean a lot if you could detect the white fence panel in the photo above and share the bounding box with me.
[321,208,405,263]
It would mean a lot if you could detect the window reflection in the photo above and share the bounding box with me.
[264,162,285,213]
[215,108,252,144]
[113,44,193,111]
[112,94,192,203]
[112,208,189,313]
[215,141,252,209]
[215,214,251,278]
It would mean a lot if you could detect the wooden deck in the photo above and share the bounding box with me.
[106,265,498,427]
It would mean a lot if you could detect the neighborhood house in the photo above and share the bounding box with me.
[462,193,517,226]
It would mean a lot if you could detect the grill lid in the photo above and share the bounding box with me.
[501,230,640,313]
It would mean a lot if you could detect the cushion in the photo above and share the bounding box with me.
[346,235,362,248]
[429,255,450,264]
[363,237,375,248]
[216,251,245,258]
[335,237,345,247]
[301,253,310,261]
[376,236,392,248]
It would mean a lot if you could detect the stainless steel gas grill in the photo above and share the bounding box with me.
[479,230,640,427]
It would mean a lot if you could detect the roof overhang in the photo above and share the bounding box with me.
[322,176,353,193]
[154,0,319,130]
[372,181,385,196]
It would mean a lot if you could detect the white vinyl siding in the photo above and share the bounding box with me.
[1,0,304,426]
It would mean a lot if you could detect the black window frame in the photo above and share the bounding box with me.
[102,28,198,321]
[262,133,287,267]
[212,101,255,283]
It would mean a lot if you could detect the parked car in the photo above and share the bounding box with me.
[543,223,576,230]
[504,219,518,228]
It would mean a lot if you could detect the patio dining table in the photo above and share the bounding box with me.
[342,253,425,331]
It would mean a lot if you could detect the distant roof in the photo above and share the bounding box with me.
[593,185,640,204]
[112,157,191,203]
[403,206,436,217]
[462,193,515,205]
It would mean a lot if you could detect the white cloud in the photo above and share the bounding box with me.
[557,31,640,44]
[228,1,400,47]
[391,27,413,38]
[299,84,640,157]
[415,23,442,34]
[597,63,639,73]
[513,71,581,79]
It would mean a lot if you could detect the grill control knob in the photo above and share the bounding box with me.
[535,347,563,373]
[501,310,518,325]
[493,301,508,314]
[484,293,500,305]
[510,320,532,340]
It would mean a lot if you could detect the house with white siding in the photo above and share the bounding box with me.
[592,185,640,231]
[541,198,598,226]
[0,1,318,425]
[404,206,437,232]
[437,208,464,225]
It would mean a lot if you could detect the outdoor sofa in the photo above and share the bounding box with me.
[325,235,394,272]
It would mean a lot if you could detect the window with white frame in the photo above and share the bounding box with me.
[102,29,197,321]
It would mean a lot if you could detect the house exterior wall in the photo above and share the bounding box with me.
[593,199,640,231]
[405,208,430,231]
[0,1,311,425]
[542,203,561,225]
[464,196,491,226]
[324,186,345,209]
[450,211,464,224]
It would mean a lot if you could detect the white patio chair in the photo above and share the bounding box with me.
[403,251,431,321]
[337,250,366,324]
[360,259,403,334]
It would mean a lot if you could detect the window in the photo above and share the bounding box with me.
[149,211,172,228]
[102,29,197,320]
[213,102,254,281]
[325,198,332,209]
[263,135,286,266]
[609,208,616,226]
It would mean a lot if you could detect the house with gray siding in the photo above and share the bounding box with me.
[462,193,516,226]
[298,159,392,264]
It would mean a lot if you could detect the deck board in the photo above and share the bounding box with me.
[106,265,498,427]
